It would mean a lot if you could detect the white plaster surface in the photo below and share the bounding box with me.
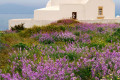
[9,18,120,29]
[34,0,115,20]
[79,19,120,23]
[9,19,54,29]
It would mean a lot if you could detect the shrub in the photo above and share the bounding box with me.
[79,43,89,48]
[106,36,116,43]
[0,43,3,50]
[19,26,41,37]
[97,27,104,33]
[49,52,78,61]
[66,53,78,61]
[113,28,120,39]
[31,31,76,44]
[113,28,118,32]
[90,36,93,40]
[39,33,54,44]
[57,31,76,42]
[86,30,93,34]
[0,33,22,46]
[19,28,33,37]
[59,26,66,32]
[74,31,80,36]
[42,25,67,32]
[11,23,25,32]
[31,33,55,44]
[57,19,79,24]
[0,32,2,50]
[13,43,28,50]
[89,43,105,49]
[78,33,91,43]
[40,25,61,33]
[19,25,67,38]
[74,67,92,80]
[106,28,120,42]
[0,42,5,51]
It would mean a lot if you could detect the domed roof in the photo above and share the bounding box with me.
[46,0,89,7]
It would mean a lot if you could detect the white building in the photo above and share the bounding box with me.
[34,0,115,20]
[9,0,119,29]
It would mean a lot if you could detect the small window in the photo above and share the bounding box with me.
[72,12,77,19]
[98,7,103,15]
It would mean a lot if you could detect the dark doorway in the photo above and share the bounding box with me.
[72,12,77,19]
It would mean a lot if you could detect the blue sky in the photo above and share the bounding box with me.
[0,0,119,7]
[0,0,48,7]
[0,0,119,15]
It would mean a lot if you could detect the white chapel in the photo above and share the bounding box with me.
[34,0,115,20]
[9,0,118,29]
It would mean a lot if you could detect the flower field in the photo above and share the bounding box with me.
[0,19,120,80]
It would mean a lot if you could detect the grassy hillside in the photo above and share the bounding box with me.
[0,19,120,79]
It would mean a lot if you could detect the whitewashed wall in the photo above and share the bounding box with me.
[9,18,120,30]
[79,19,120,23]
[60,4,85,20]
[34,0,115,21]
[85,0,115,20]
[9,19,54,29]
[34,10,60,20]
[48,0,83,7]
[34,4,85,20]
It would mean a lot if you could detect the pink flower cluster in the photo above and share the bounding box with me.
[0,57,77,80]
[75,23,120,32]
[1,43,120,79]
[31,31,76,43]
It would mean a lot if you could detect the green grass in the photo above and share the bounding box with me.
[0,32,39,69]
[0,26,112,69]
